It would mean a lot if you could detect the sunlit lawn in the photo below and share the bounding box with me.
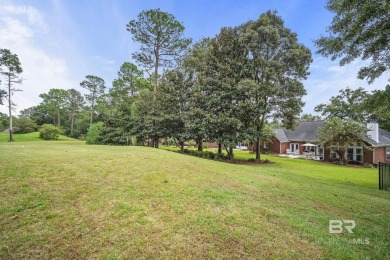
[0,132,78,142]
[0,141,389,259]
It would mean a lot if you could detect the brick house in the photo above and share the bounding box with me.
[269,121,390,165]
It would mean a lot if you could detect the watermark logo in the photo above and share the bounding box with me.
[329,220,356,234]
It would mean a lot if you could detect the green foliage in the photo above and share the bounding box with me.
[315,87,369,122]
[365,85,390,131]
[86,122,104,144]
[80,75,106,125]
[315,86,390,131]
[13,117,38,134]
[180,149,218,160]
[0,49,23,142]
[318,117,370,164]
[66,88,84,136]
[300,113,322,122]
[127,8,192,101]
[0,89,6,105]
[39,88,68,127]
[39,124,61,140]
[315,0,390,83]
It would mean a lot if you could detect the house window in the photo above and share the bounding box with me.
[347,144,363,162]
[386,148,390,161]
[347,148,354,161]
[356,148,363,162]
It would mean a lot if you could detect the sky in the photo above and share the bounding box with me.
[0,0,388,115]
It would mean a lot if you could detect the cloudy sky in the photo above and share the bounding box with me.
[0,0,388,115]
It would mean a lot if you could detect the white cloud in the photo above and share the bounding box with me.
[0,4,48,33]
[303,56,389,114]
[0,2,78,115]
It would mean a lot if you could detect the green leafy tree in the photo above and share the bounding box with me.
[13,117,38,134]
[315,0,390,83]
[39,88,68,127]
[365,85,390,131]
[238,11,312,160]
[0,49,23,142]
[157,69,191,151]
[80,75,106,126]
[115,62,143,96]
[19,105,54,126]
[127,9,192,100]
[318,117,370,164]
[314,87,369,122]
[66,89,84,136]
[300,113,323,122]
[201,27,246,158]
[182,39,212,152]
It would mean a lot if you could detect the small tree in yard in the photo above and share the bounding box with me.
[86,122,104,144]
[39,124,61,140]
[0,49,23,142]
[318,117,370,164]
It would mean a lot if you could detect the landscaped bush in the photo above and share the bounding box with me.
[247,158,257,162]
[39,124,61,140]
[86,122,104,144]
[348,160,362,165]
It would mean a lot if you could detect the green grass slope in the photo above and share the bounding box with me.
[0,132,79,142]
[0,142,389,259]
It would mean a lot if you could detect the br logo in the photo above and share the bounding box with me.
[329,220,356,234]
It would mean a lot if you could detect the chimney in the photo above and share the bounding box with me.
[367,122,379,143]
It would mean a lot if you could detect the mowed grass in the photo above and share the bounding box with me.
[0,132,78,142]
[0,142,389,259]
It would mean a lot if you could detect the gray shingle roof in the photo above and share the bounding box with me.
[273,120,390,146]
[282,121,324,142]
[374,128,390,146]
[274,128,289,143]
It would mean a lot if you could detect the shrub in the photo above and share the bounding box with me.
[215,153,228,160]
[247,158,256,162]
[203,151,215,159]
[348,160,362,165]
[39,124,61,140]
[263,159,271,163]
[13,117,38,134]
[182,149,191,154]
[86,122,104,144]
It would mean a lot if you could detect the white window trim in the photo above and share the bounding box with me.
[386,147,390,161]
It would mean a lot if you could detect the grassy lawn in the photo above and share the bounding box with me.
[0,132,78,142]
[0,142,389,259]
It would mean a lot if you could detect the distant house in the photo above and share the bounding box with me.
[269,121,390,165]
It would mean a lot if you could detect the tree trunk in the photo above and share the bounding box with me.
[154,47,159,101]
[70,113,74,136]
[90,109,93,126]
[197,139,203,151]
[154,138,159,148]
[229,146,234,160]
[57,109,60,127]
[256,139,261,161]
[179,141,184,152]
[8,81,12,142]
[218,143,222,154]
